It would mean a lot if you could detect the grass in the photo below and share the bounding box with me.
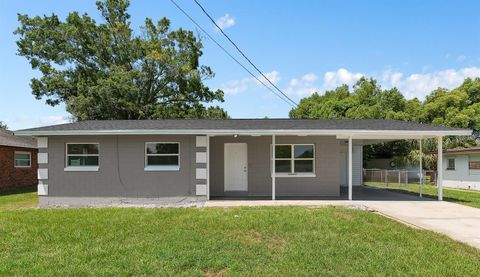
[1,205,480,276]
[365,181,480,208]
[0,186,37,209]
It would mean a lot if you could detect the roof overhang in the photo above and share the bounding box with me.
[14,129,472,138]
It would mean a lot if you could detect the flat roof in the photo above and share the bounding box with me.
[14,119,471,138]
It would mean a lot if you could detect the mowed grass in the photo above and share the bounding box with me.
[0,186,37,209]
[1,206,480,276]
[365,182,480,208]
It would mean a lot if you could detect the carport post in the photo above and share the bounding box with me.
[272,134,276,200]
[419,139,423,198]
[437,136,443,201]
[348,136,353,201]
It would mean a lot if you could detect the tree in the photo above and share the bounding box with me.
[421,78,480,133]
[0,121,7,129]
[290,77,480,169]
[290,77,419,121]
[14,0,227,120]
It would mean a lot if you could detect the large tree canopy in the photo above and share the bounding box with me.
[15,0,227,120]
[290,77,480,133]
[289,77,480,168]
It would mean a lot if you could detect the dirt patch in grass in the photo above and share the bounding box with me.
[233,230,286,249]
[335,210,354,221]
[204,268,228,277]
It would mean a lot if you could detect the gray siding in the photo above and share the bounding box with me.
[47,135,196,197]
[210,135,340,197]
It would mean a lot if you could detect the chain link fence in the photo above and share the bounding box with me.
[363,169,437,186]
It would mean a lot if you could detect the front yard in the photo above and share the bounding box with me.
[0,186,37,209]
[365,182,480,208]
[0,191,479,276]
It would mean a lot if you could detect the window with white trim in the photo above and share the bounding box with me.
[274,144,315,175]
[66,143,99,168]
[14,151,31,168]
[145,142,180,170]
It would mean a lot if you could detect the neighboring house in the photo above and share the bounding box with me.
[443,147,480,190]
[0,129,37,190]
[15,119,470,207]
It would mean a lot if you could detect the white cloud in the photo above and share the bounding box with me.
[221,70,280,95]
[457,55,466,62]
[381,67,480,99]
[312,67,480,100]
[322,68,364,91]
[255,70,280,85]
[302,73,318,82]
[286,73,319,97]
[6,115,70,130]
[215,14,235,30]
[221,77,250,95]
[37,115,71,126]
[221,66,480,101]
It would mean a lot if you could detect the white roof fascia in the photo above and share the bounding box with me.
[14,129,472,137]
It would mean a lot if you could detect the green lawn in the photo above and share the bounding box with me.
[0,186,37,209]
[1,204,480,275]
[365,182,480,208]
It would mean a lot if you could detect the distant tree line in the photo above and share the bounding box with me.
[289,77,480,169]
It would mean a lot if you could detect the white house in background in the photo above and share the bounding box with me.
[443,147,480,190]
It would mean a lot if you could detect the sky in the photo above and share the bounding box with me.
[0,0,479,130]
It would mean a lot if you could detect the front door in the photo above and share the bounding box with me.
[224,143,248,191]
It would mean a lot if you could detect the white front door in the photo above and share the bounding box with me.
[224,143,248,191]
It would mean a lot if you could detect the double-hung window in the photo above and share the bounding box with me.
[145,142,180,171]
[65,143,99,171]
[14,151,31,168]
[274,144,315,176]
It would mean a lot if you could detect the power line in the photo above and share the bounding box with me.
[168,0,296,108]
[192,0,298,107]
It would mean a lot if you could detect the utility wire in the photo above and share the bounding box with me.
[192,0,298,107]
[168,0,296,107]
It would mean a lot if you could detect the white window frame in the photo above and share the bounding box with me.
[65,143,100,172]
[273,144,315,177]
[14,151,31,168]
[144,142,180,171]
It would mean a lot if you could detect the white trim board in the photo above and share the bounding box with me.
[15,129,471,137]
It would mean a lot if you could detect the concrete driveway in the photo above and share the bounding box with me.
[206,187,480,249]
[362,200,480,249]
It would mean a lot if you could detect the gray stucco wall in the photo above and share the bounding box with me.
[47,135,196,198]
[210,135,340,197]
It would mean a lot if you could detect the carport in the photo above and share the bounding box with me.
[340,134,446,201]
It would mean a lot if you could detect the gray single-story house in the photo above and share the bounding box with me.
[15,119,471,207]
[443,147,480,190]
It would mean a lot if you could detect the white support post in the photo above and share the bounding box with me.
[437,136,443,201]
[272,134,276,200]
[419,139,423,198]
[206,135,210,200]
[348,136,353,201]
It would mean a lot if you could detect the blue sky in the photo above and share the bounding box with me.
[1,0,479,130]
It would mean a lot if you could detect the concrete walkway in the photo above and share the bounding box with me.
[205,189,480,249]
